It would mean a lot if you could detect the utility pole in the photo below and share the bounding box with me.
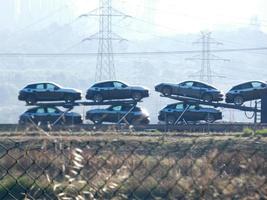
[81,0,128,81]
[187,31,230,83]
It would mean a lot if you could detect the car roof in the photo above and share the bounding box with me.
[182,80,216,87]
[231,80,266,88]
[92,80,127,86]
[26,82,61,87]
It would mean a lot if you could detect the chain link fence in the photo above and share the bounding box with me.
[0,132,267,199]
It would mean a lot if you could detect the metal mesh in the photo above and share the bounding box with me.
[0,133,267,200]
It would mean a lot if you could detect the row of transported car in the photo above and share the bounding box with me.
[19,103,222,126]
[18,80,267,125]
[19,80,267,105]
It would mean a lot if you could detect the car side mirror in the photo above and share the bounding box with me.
[261,83,265,87]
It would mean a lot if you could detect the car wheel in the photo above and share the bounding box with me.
[93,94,103,103]
[166,115,176,125]
[132,92,142,101]
[26,96,36,105]
[65,95,74,103]
[202,93,213,102]
[162,87,172,96]
[205,114,215,123]
[233,95,244,106]
[92,115,102,124]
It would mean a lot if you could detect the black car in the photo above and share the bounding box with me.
[86,81,149,102]
[86,105,150,125]
[19,106,83,125]
[155,81,223,102]
[226,81,267,105]
[158,103,222,125]
[18,82,82,105]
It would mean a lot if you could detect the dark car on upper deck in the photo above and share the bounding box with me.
[158,103,222,125]
[86,81,149,102]
[155,81,223,102]
[226,81,267,105]
[86,105,150,125]
[18,82,82,105]
[19,106,82,125]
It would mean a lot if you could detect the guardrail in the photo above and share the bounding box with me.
[1,123,267,133]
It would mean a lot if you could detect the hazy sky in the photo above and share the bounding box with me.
[72,0,267,34]
[0,0,266,35]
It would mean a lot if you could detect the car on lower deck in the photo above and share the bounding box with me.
[155,81,223,102]
[86,81,149,102]
[19,106,82,125]
[158,103,222,125]
[86,105,150,125]
[226,81,267,105]
[18,82,82,105]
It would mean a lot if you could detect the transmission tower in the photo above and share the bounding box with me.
[187,32,230,83]
[81,0,128,81]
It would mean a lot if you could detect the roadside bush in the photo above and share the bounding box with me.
[242,127,254,137]
[255,129,267,137]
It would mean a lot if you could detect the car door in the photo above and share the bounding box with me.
[34,107,47,124]
[112,82,129,99]
[46,83,62,100]
[251,82,265,99]
[101,82,114,99]
[174,103,184,121]
[106,105,122,123]
[46,107,61,123]
[34,84,46,100]
[240,83,253,101]
[178,81,195,97]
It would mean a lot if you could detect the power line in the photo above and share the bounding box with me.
[0,47,266,57]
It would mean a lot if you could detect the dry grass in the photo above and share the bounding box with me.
[0,133,267,199]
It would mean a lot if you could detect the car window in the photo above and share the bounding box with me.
[36,108,45,114]
[251,82,264,88]
[36,84,45,90]
[112,106,122,111]
[175,104,184,109]
[25,84,35,89]
[113,82,126,88]
[241,83,252,89]
[183,82,194,87]
[47,108,58,114]
[99,82,114,88]
[189,105,196,109]
[194,82,209,88]
[47,84,58,90]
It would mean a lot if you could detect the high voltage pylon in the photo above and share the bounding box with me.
[80,0,128,81]
[187,31,230,83]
